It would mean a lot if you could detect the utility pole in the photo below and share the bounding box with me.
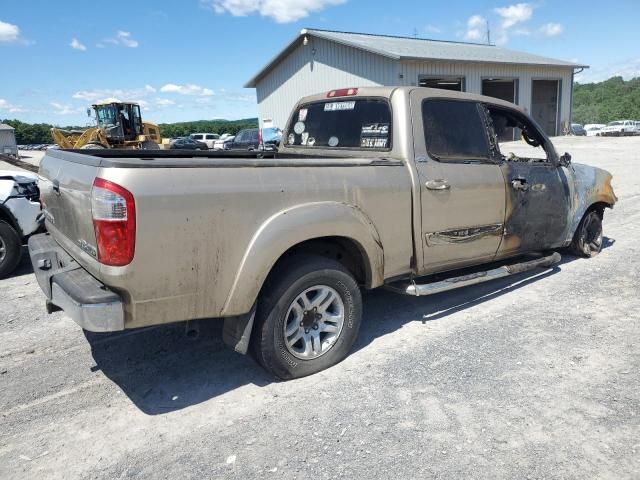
[486,20,491,45]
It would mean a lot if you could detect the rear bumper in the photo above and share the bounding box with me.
[28,233,125,332]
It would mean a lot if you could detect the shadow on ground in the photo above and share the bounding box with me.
[4,246,34,280]
[85,241,613,415]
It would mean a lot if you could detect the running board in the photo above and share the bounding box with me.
[387,252,561,297]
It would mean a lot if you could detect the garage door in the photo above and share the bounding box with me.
[531,80,560,136]
[482,79,518,141]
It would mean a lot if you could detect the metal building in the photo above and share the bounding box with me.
[0,124,18,157]
[246,29,588,135]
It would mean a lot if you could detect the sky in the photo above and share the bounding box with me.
[1,0,639,125]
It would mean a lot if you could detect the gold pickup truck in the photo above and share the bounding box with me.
[29,87,617,379]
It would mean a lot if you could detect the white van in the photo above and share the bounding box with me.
[190,133,219,149]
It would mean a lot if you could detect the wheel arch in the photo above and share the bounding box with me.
[220,202,384,316]
[0,204,23,238]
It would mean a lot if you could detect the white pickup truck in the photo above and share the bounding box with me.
[28,87,617,379]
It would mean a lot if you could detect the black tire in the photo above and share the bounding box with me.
[0,221,22,279]
[252,255,362,380]
[570,209,603,258]
[141,141,159,150]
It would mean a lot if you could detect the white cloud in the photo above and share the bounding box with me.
[494,3,533,29]
[539,22,563,37]
[104,31,139,48]
[425,24,442,34]
[72,86,156,103]
[160,83,214,96]
[464,15,487,42]
[575,57,640,83]
[70,38,87,51]
[0,98,26,113]
[155,98,175,107]
[0,20,20,43]
[50,102,82,115]
[202,0,346,23]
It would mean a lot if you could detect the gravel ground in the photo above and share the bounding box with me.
[1,136,638,479]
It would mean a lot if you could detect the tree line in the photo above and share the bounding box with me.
[5,76,640,144]
[0,117,258,145]
[573,76,640,125]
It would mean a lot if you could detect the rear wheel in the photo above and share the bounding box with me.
[252,255,362,380]
[141,141,159,150]
[570,209,603,258]
[0,221,22,279]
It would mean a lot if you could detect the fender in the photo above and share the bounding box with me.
[221,201,384,316]
[565,163,617,244]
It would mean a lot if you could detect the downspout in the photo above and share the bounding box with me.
[570,67,585,126]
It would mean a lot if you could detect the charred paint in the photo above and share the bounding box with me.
[499,161,571,255]
[565,163,617,244]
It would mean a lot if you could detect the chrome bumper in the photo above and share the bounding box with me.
[28,233,125,332]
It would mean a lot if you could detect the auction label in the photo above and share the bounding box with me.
[324,101,356,111]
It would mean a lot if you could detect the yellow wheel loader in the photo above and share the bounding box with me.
[51,102,161,150]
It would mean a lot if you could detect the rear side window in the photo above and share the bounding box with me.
[191,134,203,140]
[285,98,391,150]
[205,134,215,140]
[422,99,490,161]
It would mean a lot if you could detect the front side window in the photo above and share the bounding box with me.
[285,98,391,150]
[422,99,490,161]
[486,106,550,163]
[95,105,117,128]
[192,134,203,140]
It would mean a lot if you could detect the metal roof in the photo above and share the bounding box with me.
[246,29,588,87]
[0,124,15,131]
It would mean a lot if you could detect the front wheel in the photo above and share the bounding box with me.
[570,209,603,258]
[252,255,362,380]
[0,221,22,279]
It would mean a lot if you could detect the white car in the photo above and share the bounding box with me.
[584,124,606,137]
[212,136,235,150]
[600,120,636,136]
[0,170,42,278]
[189,133,220,149]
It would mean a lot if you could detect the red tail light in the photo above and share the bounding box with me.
[91,178,136,266]
[327,88,358,98]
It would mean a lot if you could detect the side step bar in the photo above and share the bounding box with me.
[387,252,561,297]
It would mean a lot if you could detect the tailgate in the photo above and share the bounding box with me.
[39,150,101,267]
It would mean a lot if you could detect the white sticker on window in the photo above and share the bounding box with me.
[301,132,309,145]
[307,137,316,146]
[288,133,295,145]
[298,108,308,122]
[293,121,305,135]
[328,136,339,147]
[324,101,356,112]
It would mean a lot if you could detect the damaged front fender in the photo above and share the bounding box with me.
[565,163,618,244]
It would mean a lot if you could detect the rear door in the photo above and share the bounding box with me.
[411,92,506,274]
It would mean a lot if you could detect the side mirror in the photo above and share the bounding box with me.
[559,152,571,167]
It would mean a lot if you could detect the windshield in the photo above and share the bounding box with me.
[95,105,118,127]
[285,98,391,149]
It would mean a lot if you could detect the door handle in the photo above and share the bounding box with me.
[425,179,451,190]
[511,177,529,191]
[52,179,60,195]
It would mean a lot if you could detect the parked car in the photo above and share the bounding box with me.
[28,87,617,379]
[584,124,606,136]
[571,123,586,136]
[0,170,41,278]
[224,128,282,152]
[190,133,219,149]
[601,120,636,136]
[170,138,208,150]
[212,136,234,150]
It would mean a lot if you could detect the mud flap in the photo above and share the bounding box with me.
[222,304,256,355]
